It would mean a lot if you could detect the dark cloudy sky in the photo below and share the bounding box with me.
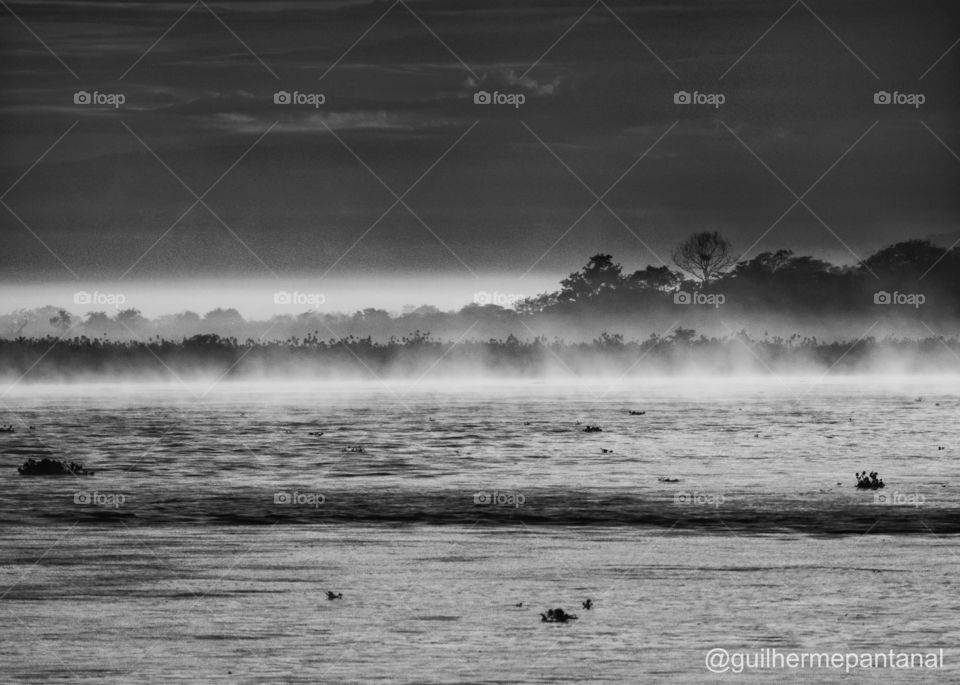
[1,0,958,314]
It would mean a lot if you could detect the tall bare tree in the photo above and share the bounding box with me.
[672,231,737,285]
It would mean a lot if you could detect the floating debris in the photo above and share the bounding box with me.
[855,471,884,490]
[540,608,578,623]
[18,458,93,476]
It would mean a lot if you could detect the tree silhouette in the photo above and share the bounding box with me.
[558,254,623,302]
[672,232,737,285]
[861,239,944,279]
[625,265,682,292]
[730,250,794,279]
[49,309,72,332]
[9,308,35,337]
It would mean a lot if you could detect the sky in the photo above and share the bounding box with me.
[1,0,958,316]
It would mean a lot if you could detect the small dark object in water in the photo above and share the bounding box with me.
[308,431,324,437]
[658,477,680,483]
[326,591,343,600]
[582,425,602,433]
[541,608,578,623]
[628,410,645,416]
[0,424,15,433]
[582,599,593,610]
[938,446,945,451]
[18,458,93,476]
[601,448,613,454]
[343,445,365,453]
[515,602,523,608]
[855,471,884,490]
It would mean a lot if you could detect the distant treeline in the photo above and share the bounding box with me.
[2,329,959,380]
[518,238,959,318]
[2,239,959,342]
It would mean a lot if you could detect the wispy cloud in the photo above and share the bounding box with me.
[208,109,448,135]
[463,67,562,97]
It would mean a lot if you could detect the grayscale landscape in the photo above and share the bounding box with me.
[1,1,958,683]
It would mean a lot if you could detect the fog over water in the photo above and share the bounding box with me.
[2,377,958,530]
